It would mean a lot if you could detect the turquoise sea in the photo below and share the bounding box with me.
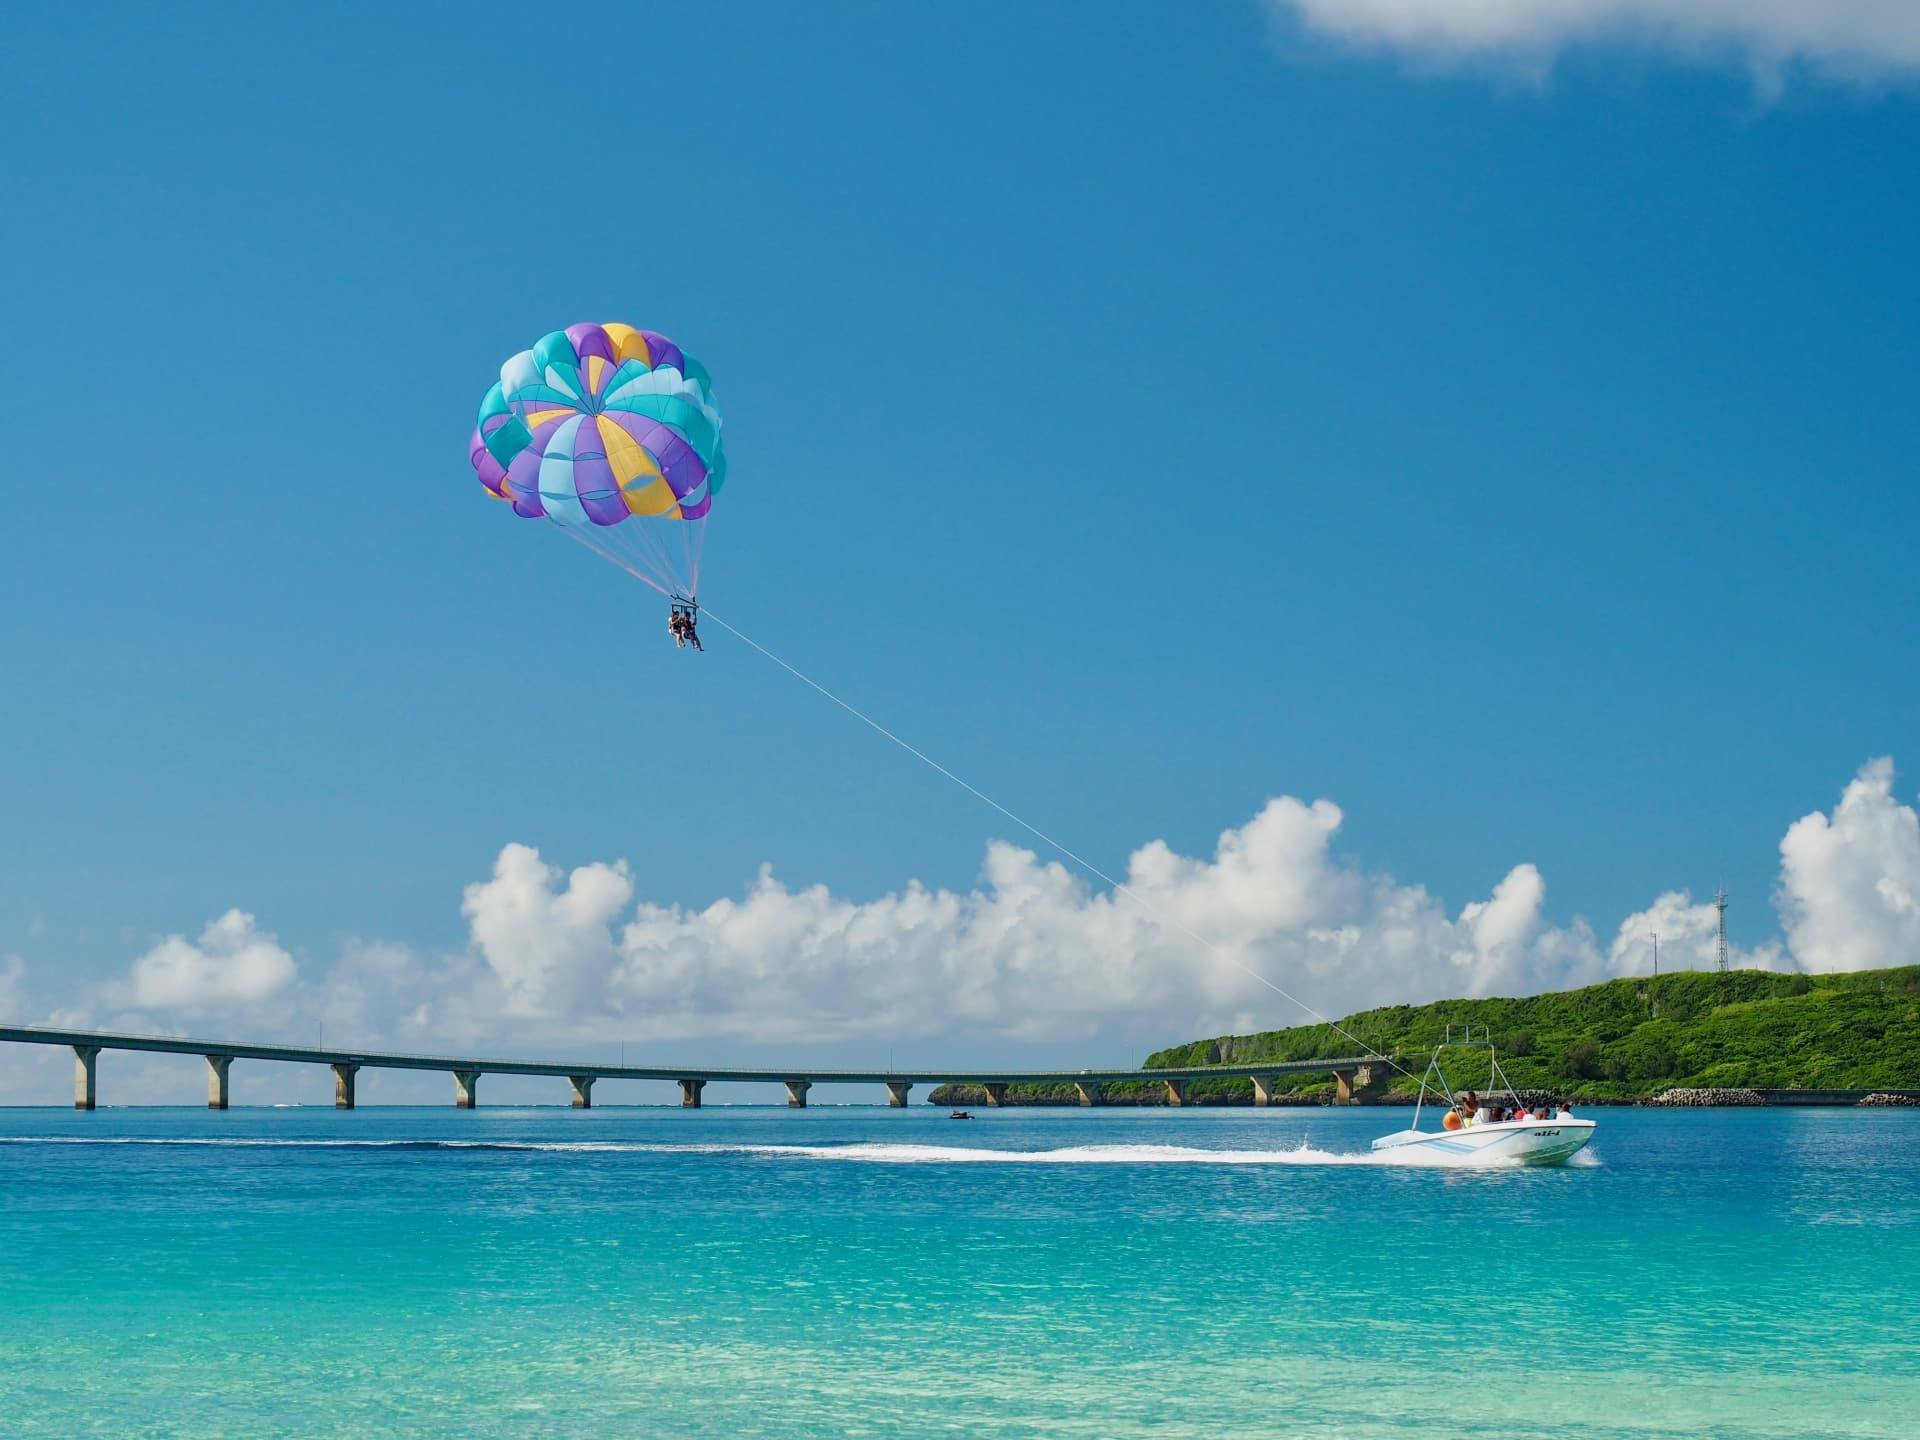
[2,1104,1915,1438]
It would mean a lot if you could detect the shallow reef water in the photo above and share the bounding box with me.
[1,1104,1914,1438]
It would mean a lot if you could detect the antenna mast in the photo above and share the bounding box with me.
[1714,890,1729,972]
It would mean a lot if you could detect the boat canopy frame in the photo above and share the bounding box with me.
[1410,1024,1525,1131]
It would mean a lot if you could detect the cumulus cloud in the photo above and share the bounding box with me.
[1268,0,1920,82]
[1777,757,1920,972]
[1608,890,1787,976]
[462,845,634,1019]
[435,760,1920,1043]
[454,798,1611,1047]
[117,909,298,1015]
[46,759,1920,1062]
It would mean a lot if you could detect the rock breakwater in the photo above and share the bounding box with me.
[1650,1087,1765,1107]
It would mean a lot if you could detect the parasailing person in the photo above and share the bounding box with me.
[467,321,726,651]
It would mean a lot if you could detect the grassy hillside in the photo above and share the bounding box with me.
[932,966,1920,1106]
[1143,966,1920,1102]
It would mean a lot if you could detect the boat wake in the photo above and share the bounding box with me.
[723,1141,1388,1166]
[0,1136,1569,1168]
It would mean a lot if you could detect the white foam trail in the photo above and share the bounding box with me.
[726,1141,1386,1166]
[0,1137,1390,1166]
[0,1137,1582,1169]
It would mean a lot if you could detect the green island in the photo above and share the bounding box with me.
[930,965,1920,1106]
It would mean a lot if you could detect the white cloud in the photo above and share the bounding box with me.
[315,937,452,1042]
[1777,757,1920,972]
[437,759,1920,1043]
[118,909,298,1014]
[1269,0,1920,82]
[30,759,1916,1074]
[1607,890,1787,976]
[454,799,1610,1048]
[462,845,635,1019]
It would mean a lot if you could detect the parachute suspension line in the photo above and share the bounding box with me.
[553,512,697,603]
[622,518,687,597]
[630,510,687,593]
[556,522,671,597]
[697,607,1418,1084]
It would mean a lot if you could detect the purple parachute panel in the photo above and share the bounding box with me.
[470,426,508,497]
[639,330,684,375]
[566,323,616,367]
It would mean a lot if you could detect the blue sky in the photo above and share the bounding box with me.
[1,3,1916,1096]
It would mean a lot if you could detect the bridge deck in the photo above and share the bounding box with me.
[0,1024,1386,1088]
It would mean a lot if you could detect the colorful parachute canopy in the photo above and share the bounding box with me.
[469,323,725,601]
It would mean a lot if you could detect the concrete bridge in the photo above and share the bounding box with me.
[0,1024,1394,1111]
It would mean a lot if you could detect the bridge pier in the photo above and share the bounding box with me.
[206,1054,233,1110]
[886,1081,912,1107]
[679,1078,705,1108]
[983,1082,1008,1107]
[1076,1083,1102,1107]
[1163,1079,1189,1107]
[454,1070,480,1108]
[73,1045,98,1111]
[785,1080,811,1108]
[1251,1076,1275,1107]
[569,1075,595,1108]
[333,1063,359,1109]
[1332,1065,1381,1105]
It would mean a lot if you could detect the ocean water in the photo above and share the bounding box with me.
[1,1104,1914,1438]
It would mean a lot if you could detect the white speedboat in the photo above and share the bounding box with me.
[1371,1115,1596,1167]
[1370,1026,1596,1168]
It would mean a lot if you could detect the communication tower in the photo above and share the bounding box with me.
[1714,889,1729,972]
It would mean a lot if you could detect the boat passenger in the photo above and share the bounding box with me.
[1459,1091,1478,1126]
[1557,1101,1575,1119]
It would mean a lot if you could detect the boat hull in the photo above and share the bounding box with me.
[1369,1118,1596,1168]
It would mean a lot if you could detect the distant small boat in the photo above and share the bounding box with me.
[1370,1027,1595,1168]
[948,1109,975,1120]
